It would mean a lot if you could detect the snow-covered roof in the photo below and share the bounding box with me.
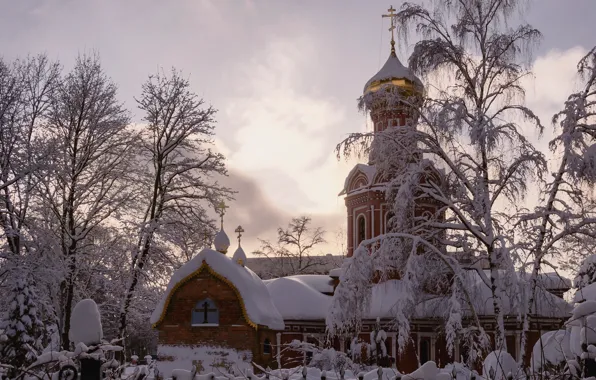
[265,277,333,320]
[267,270,570,322]
[246,255,344,280]
[339,164,377,196]
[519,272,572,290]
[329,267,343,278]
[363,51,423,94]
[151,248,284,330]
[419,271,571,318]
[281,275,335,294]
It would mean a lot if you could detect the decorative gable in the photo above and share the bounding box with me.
[151,248,284,330]
[152,261,258,329]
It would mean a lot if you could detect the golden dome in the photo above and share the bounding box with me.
[363,50,424,95]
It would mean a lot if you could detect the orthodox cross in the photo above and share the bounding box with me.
[198,300,217,323]
[382,5,397,53]
[235,225,244,246]
[215,200,228,230]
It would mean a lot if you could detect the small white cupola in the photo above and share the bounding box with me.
[214,229,230,254]
[213,200,231,254]
[232,225,247,267]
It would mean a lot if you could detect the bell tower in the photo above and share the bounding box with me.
[340,6,425,257]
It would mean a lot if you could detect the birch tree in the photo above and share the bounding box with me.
[516,47,596,365]
[118,69,232,339]
[40,53,137,350]
[330,0,548,362]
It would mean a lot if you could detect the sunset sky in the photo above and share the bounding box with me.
[2,0,596,255]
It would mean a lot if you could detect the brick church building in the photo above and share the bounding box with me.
[152,14,571,377]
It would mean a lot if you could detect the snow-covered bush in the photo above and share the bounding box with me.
[287,340,361,374]
[69,299,103,346]
[0,276,45,376]
[482,351,520,380]
[530,330,572,376]
[368,318,389,367]
[309,348,351,373]
[156,345,252,379]
[575,255,596,291]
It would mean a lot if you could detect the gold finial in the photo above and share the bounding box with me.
[235,225,244,246]
[215,201,228,230]
[382,5,397,54]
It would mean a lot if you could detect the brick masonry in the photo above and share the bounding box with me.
[155,269,280,369]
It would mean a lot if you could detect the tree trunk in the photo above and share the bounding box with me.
[118,232,153,340]
[61,248,76,350]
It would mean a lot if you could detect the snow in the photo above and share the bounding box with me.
[232,245,247,267]
[575,254,596,289]
[268,269,568,323]
[156,345,252,378]
[151,248,284,330]
[264,366,401,380]
[280,275,335,294]
[369,272,569,320]
[213,229,230,253]
[428,270,571,318]
[530,330,572,372]
[519,272,572,290]
[482,351,519,380]
[571,300,596,320]
[339,164,377,196]
[402,361,438,380]
[582,314,596,345]
[363,51,424,94]
[367,280,404,318]
[29,351,71,367]
[329,268,343,278]
[574,282,596,303]
[69,299,103,346]
[265,277,332,320]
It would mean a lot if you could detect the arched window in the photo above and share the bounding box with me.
[263,338,272,355]
[191,298,219,326]
[357,215,366,245]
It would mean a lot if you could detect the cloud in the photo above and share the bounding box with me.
[216,168,347,257]
[524,47,588,130]
[222,34,359,214]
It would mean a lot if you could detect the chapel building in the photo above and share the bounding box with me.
[152,13,571,377]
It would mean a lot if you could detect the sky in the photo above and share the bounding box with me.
[1,0,595,256]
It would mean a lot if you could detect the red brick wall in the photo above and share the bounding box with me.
[155,269,280,369]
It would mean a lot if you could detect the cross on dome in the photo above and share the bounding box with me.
[235,225,244,246]
[215,200,228,229]
[382,5,398,54]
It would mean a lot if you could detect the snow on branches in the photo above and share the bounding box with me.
[333,0,596,368]
[0,275,45,376]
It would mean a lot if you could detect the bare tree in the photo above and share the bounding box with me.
[118,69,232,340]
[39,53,137,350]
[252,216,328,278]
[0,54,59,258]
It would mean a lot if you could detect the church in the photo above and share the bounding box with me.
[151,10,571,377]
